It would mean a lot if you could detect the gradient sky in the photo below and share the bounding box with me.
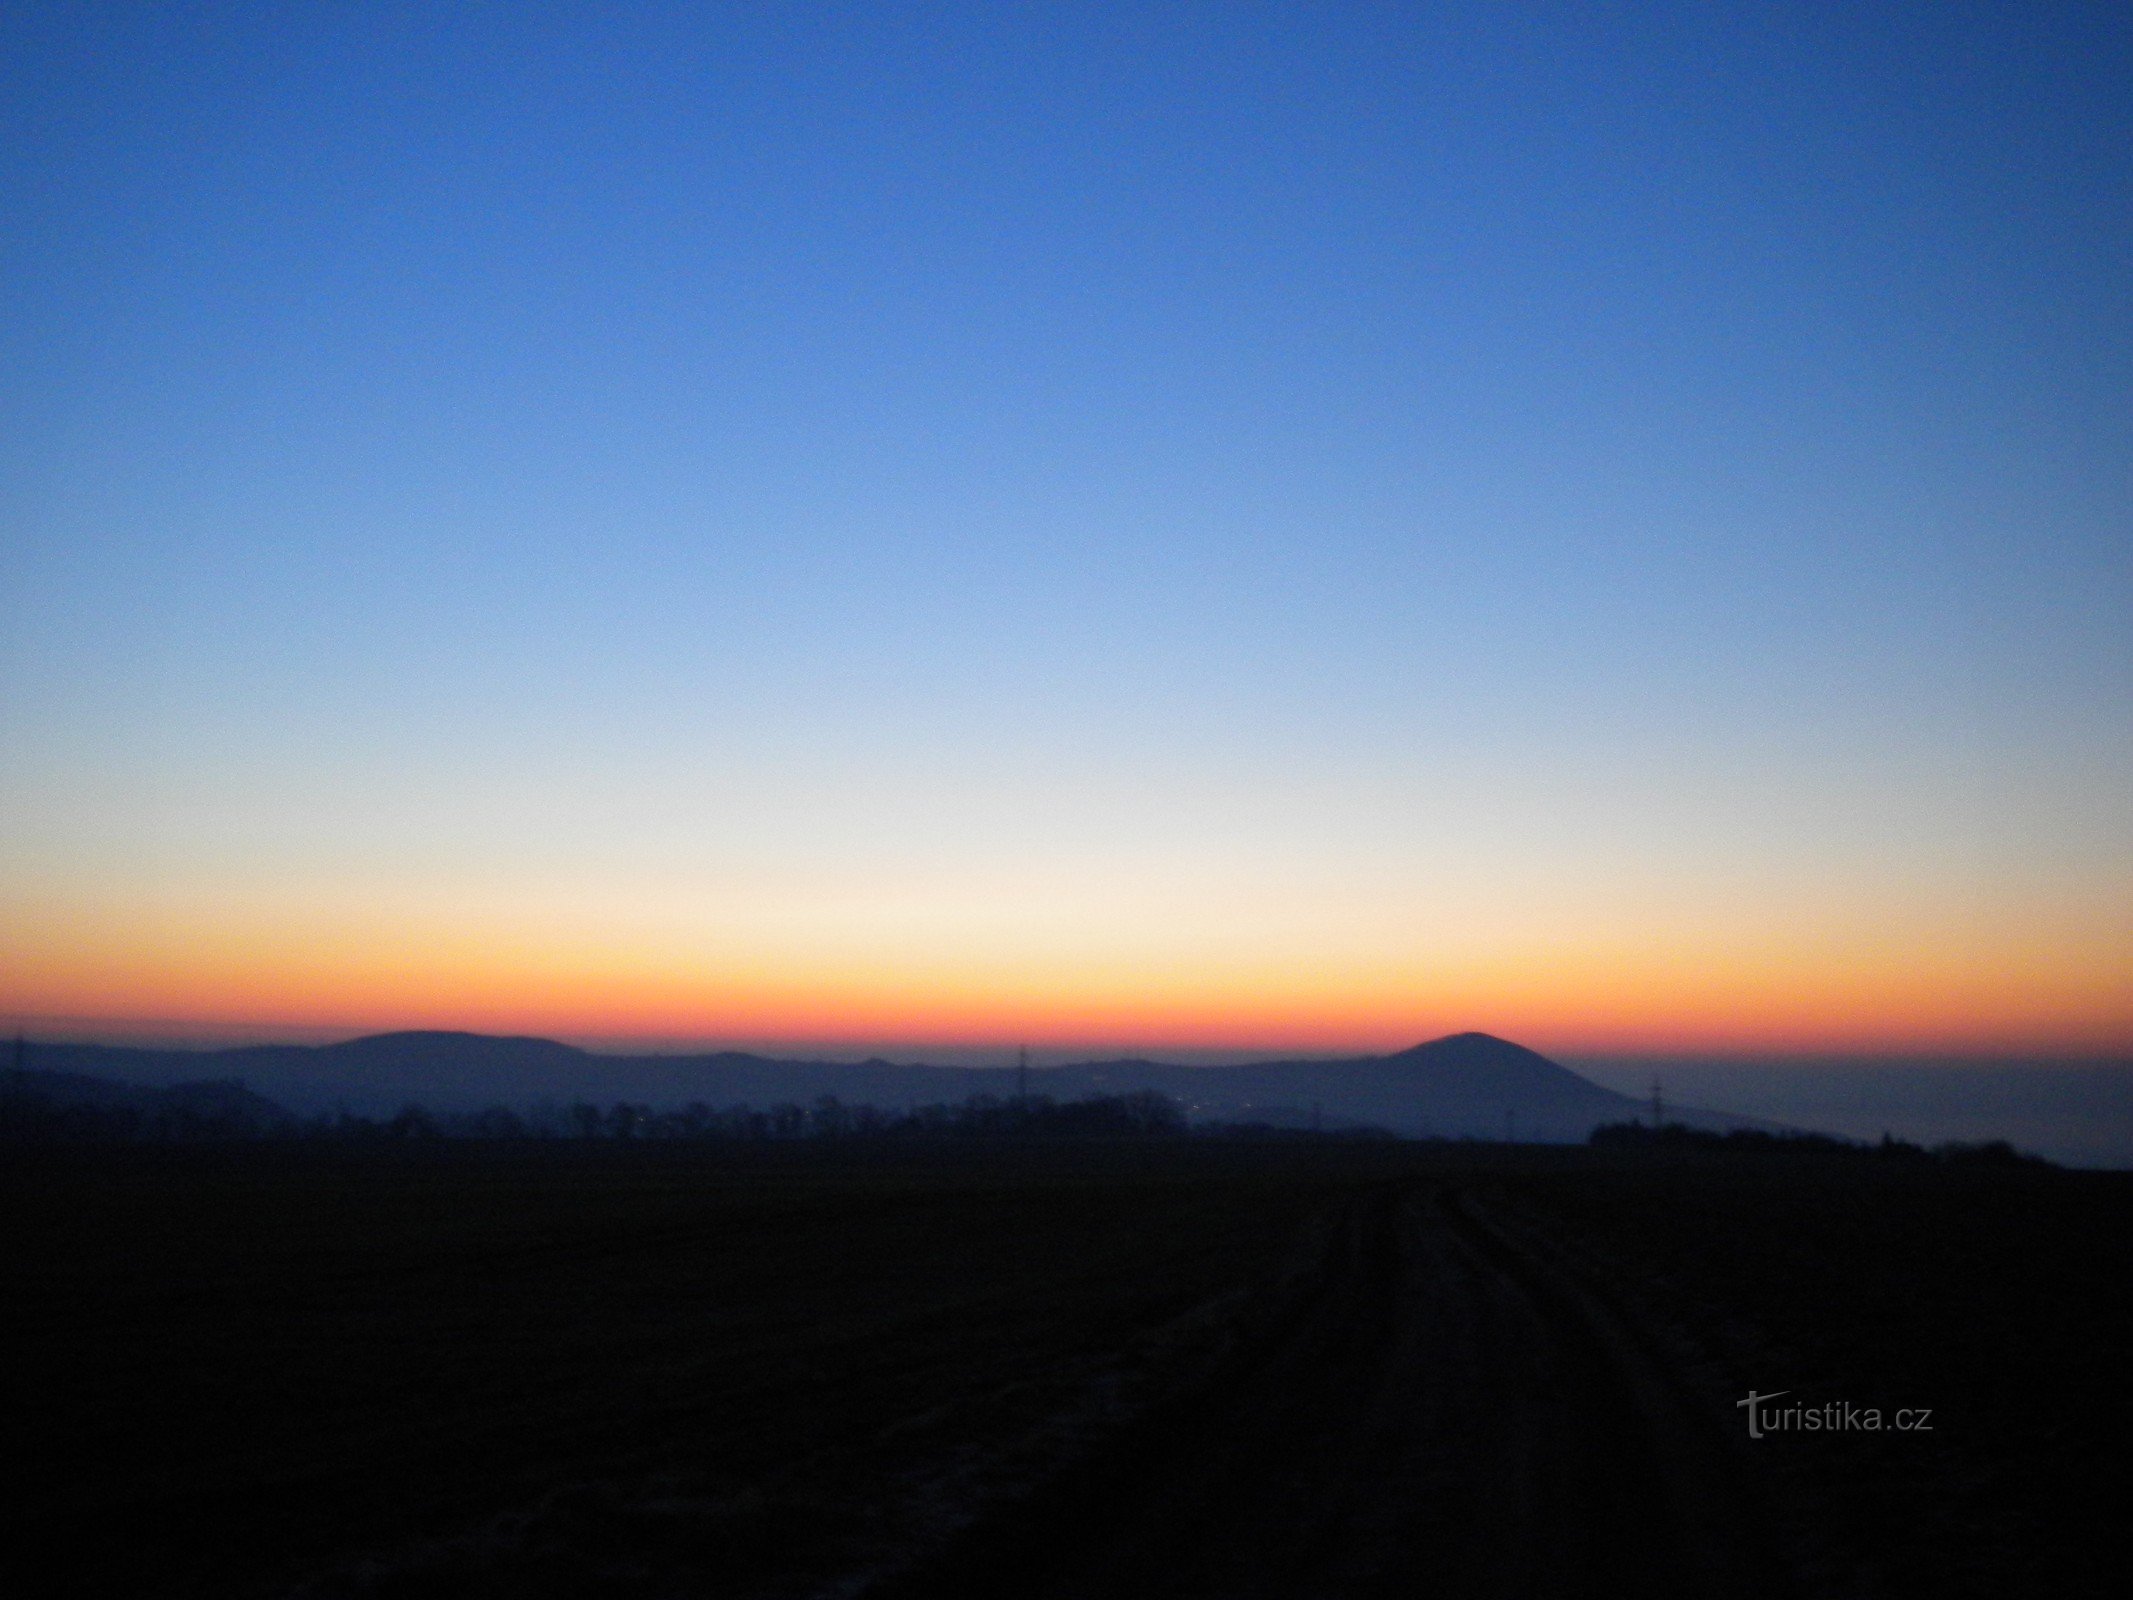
[3,3,2128,1056]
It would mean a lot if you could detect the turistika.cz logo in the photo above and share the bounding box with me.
[1737,1391,1933,1439]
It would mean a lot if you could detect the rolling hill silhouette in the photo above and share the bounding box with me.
[1096,1032,1655,1139]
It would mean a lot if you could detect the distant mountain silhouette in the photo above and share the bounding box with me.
[18,1028,1755,1141]
[320,1031,592,1067]
[1387,1030,1604,1086]
[1093,1031,1654,1140]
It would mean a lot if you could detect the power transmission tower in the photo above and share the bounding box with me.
[1650,1077,1664,1128]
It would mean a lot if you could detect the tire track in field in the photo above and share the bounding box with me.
[1430,1187,1796,1598]
[859,1182,1797,1599]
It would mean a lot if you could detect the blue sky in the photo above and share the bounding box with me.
[2,3,2127,1052]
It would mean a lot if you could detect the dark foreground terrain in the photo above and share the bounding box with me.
[5,1141,2126,1598]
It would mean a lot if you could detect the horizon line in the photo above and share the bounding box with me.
[14,1016,2133,1067]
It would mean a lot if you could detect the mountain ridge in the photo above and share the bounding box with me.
[15,1027,1725,1141]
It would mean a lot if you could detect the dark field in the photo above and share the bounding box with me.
[5,1142,2126,1598]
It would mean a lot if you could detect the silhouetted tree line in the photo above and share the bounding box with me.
[438,1089,1189,1142]
[0,1077,1198,1144]
[1589,1120,2053,1168]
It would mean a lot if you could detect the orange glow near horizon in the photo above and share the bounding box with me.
[8,900,2129,1059]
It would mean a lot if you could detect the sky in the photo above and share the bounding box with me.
[2,2,2128,1058]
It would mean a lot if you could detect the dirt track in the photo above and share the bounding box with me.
[865,1182,1796,1600]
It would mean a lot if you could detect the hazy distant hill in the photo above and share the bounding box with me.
[20,1029,1760,1142]
[2,1065,296,1131]
[1569,1053,2133,1167]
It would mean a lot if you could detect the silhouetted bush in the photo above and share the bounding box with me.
[1588,1120,2053,1167]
